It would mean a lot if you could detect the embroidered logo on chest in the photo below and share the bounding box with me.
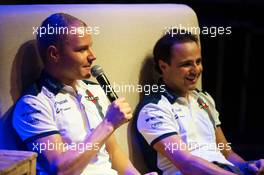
[173,108,185,119]
[85,89,99,102]
[55,99,71,113]
[197,98,209,110]
[85,96,99,101]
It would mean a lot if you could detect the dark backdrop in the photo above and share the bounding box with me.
[1,0,263,159]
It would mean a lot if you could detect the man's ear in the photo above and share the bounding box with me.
[47,45,60,63]
[158,59,168,73]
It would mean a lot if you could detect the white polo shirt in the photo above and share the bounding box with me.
[136,85,232,175]
[13,71,118,175]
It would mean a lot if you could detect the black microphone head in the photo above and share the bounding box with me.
[91,65,104,78]
[91,65,118,102]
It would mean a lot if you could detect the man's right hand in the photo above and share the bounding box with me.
[104,97,132,130]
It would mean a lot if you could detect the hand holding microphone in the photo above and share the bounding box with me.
[91,65,132,129]
[104,97,132,129]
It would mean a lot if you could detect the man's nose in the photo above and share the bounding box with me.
[88,48,96,61]
[191,63,199,74]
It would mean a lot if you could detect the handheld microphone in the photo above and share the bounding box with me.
[91,65,118,102]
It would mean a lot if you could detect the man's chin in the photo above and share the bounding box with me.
[84,74,91,79]
[79,73,91,80]
[188,84,197,91]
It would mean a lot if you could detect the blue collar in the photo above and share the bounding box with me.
[158,79,178,104]
[39,71,64,95]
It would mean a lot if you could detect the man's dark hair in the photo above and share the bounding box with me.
[36,13,87,63]
[153,29,198,74]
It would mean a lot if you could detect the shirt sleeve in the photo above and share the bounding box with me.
[137,101,179,147]
[13,95,59,143]
[200,92,221,126]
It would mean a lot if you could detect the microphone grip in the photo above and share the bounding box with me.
[96,75,118,102]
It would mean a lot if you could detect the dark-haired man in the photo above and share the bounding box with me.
[135,30,264,175]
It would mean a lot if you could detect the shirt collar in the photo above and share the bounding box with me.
[158,78,178,104]
[39,71,64,95]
